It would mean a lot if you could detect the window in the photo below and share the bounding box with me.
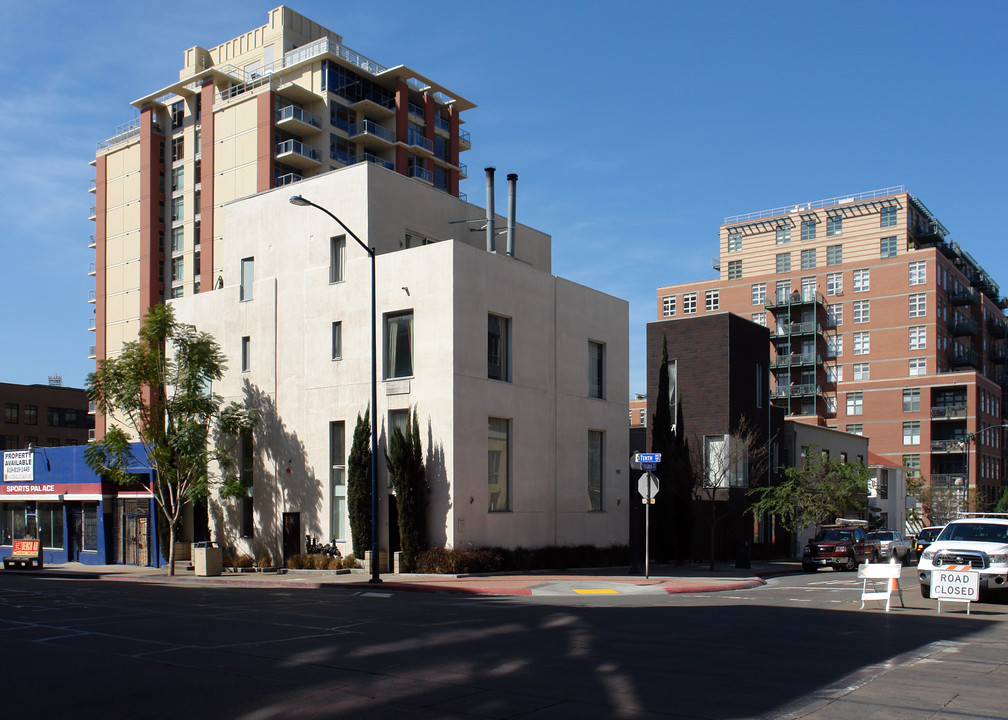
[727,233,742,252]
[827,364,841,383]
[704,434,748,488]
[801,218,817,240]
[801,248,816,270]
[4,404,17,423]
[329,235,345,283]
[751,312,766,326]
[241,336,250,372]
[903,421,921,445]
[662,296,676,317]
[171,166,184,193]
[37,503,63,549]
[846,391,863,416]
[170,100,184,130]
[83,503,98,552]
[171,257,184,282]
[240,257,254,301]
[826,245,843,266]
[775,280,790,304]
[880,236,898,258]
[801,277,816,300]
[589,341,605,399]
[488,314,511,381]
[826,395,837,414]
[827,304,842,327]
[776,253,791,273]
[751,283,766,306]
[909,293,926,317]
[826,272,842,296]
[171,227,184,253]
[880,205,898,228]
[587,430,604,511]
[171,136,184,162]
[488,417,510,512]
[776,225,791,244]
[909,326,926,350]
[827,334,842,357]
[705,289,719,312]
[170,286,184,299]
[853,300,870,324]
[330,421,346,540]
[727,260,742,280]
[171,197,184,222]
[683,293,697,314]
[909,261,926,286]
[852,362,869,380]
[846,424,863,435]
[384,311,414,379]
[909,358,926,376]
[24,406,37,425]
[903,388,921,412]
[827,216,843,236]
[331,321,342,360]
[853,331,870,355]
[903,454,920,477]
[240,431,254,537]
[853,269,870,292]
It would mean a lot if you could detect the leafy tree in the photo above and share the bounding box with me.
[690,416,768,570]
[748,446,867,538]
[385,407,427,571]
[347,409,372,558]
[650,333,694,563]
[85,303,255,575]
[993,488,1008,514]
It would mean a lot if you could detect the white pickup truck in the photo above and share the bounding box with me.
[866,530,913,564]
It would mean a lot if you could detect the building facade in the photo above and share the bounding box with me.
[1,382,93,452]
[657,187,1007,516]
[170,163,629,563]
[90,6,472,438]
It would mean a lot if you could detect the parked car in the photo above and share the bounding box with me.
[917,515,1008,599]
[802,519,881,571]
[867,530,914,564]
[914,526,943,557]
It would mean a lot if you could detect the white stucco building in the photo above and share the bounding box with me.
[171,163,629,563]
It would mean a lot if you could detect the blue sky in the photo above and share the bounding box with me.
[2,1,1007,395]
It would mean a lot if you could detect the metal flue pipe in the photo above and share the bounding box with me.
[506,173,517,257]
[485,167,496,252]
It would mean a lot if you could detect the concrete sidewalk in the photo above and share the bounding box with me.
[4,560,803,597]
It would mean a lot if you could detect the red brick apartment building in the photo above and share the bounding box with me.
[656,187,1007,509]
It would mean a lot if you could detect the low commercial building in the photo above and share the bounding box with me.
[171,162,629,564]
[1,381,94,451]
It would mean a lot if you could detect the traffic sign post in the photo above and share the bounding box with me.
[637,469,660,578]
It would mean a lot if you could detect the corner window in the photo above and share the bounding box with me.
[488,314,511,381]
[384,311,414,379]
[589,341,605,399]
[488,417,510,512]
[240,257,254,301]
[329,235,345,284]
[587,430,604,511]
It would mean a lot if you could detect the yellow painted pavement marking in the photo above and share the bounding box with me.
[572,588,619,595]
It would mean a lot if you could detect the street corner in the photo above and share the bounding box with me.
[529,580,670,597]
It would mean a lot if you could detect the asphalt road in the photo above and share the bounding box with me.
[1,567,1005,719]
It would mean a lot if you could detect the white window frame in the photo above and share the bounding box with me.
[705,289,720,312]
[683,293,697,314]
[846,391,863,416]
[853,300,870,324]
[853,331,870,355]
[909,326,926,350]
[909,293,926,318]
[853,269,870,293]
[752,283,766,306]
[909,260,926,286]
[662,295,676,317]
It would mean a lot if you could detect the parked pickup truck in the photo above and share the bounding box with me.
[867,530,914,564]
[802,519,882,571]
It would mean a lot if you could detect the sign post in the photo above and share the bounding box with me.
[634,453,661,578]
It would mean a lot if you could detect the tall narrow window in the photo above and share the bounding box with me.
[384,311,414,379]
[331,321,342,360]
[488,314,511,381]
[329,235,345,283]
[662,296,676,316]
[751,283,766,306]
[240,431,254,537]
[589,341,605,399]
[330,421,346,541]
[488,418,510,512]
[587,430,604,511]
[240,257,254,301]
[241,336,251,372]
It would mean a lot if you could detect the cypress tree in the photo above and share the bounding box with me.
[385,407,427,570]
[347,409,372,558]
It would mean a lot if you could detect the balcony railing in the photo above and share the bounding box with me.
[458,161,467,177]
[459,128,471,145]
[930,473,967,488]
[408,102,424,119]
[349,119,395,144]
[408,165,433,183]
[406,129,433,153]
[931,439,967,453]
[276,105,321,129]
[434,115,450,133]
[949,348,979,367]
[948,316,979,335]
[88,262,96,276]
[275,172,303,186]
[88,290,96,303]
[771,353,821,369]
[88,345,96,359]
[88,234,96,248]
[988,320,1008,338]
[771,383,821,399]
[948,286,979,305]
[89,206,96,220]
[89,178,96,193]
[771,321,822,338]
[88,317,96,331]
[930,404,967,419]
[350,152,394,170]
[275,139,320,166]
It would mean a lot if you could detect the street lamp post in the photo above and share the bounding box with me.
[289,194,381,583]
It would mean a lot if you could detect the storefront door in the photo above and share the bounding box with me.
[67,504,83,562]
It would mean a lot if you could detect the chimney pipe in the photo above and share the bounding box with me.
[506,173,517,258]
[485,167,496,253]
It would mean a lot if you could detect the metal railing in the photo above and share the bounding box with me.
[97,118,141,151]
[276,105,320,129]
[408,165,433,183]
[434,115,450,132]
[406,129,433,152]
[350,152,394,170]
[459,128,471,144]
[275,139,320,162]
[88,206,96,220]
[931,405,967,419]
[725,185,907,226]
[349,119,395,143]
[88,234,96,248]
[275,172,303,186]
[408,102,424,119]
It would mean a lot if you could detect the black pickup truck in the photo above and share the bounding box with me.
[802,521,881,571]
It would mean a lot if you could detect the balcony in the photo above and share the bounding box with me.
[408,102,425,120]
[350,152,394,170]
[88,345,96,359]
[88,290,96,304]
[767,290,826,310]
[88,234,96,249]
[458,161,468,178]
[275,172,303,187]
[948,286,979,306]
[770,383,821,399]
[771,352,821,369]
[349,119,396,149]
[931,439,967,453]
[989,319,1008,338]
[931,404,967,419]
[88,262,96,277]
[949,347,979,368]
[275,105,321,135]
[408,165,433,184]
[88,317,96,331]
[989,346,1008,363]
[89,178,96,194]
[458,128,471,148]
[349,94,396,119]
[405,129,433,155]
[89,206,96,221]
[434,115,450,134]
[275,139,321,169]
[948,315,979,336]
[930,473,967,488]
[770,321,821,338]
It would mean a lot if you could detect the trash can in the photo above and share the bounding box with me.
[193,541,222,577]
[735,539,751,569]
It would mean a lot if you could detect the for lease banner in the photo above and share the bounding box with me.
[3,450,33,483]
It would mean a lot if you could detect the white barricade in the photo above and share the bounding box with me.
[858,561,904,612]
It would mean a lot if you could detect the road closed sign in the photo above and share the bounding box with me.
[930,567,980,602]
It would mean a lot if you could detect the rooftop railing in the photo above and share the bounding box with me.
[725,185,907,226]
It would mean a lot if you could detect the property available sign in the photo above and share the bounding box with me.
[3,450,34,483]
[930,567,979,602]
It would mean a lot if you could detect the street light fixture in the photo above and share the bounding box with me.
[289,194,381,584]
